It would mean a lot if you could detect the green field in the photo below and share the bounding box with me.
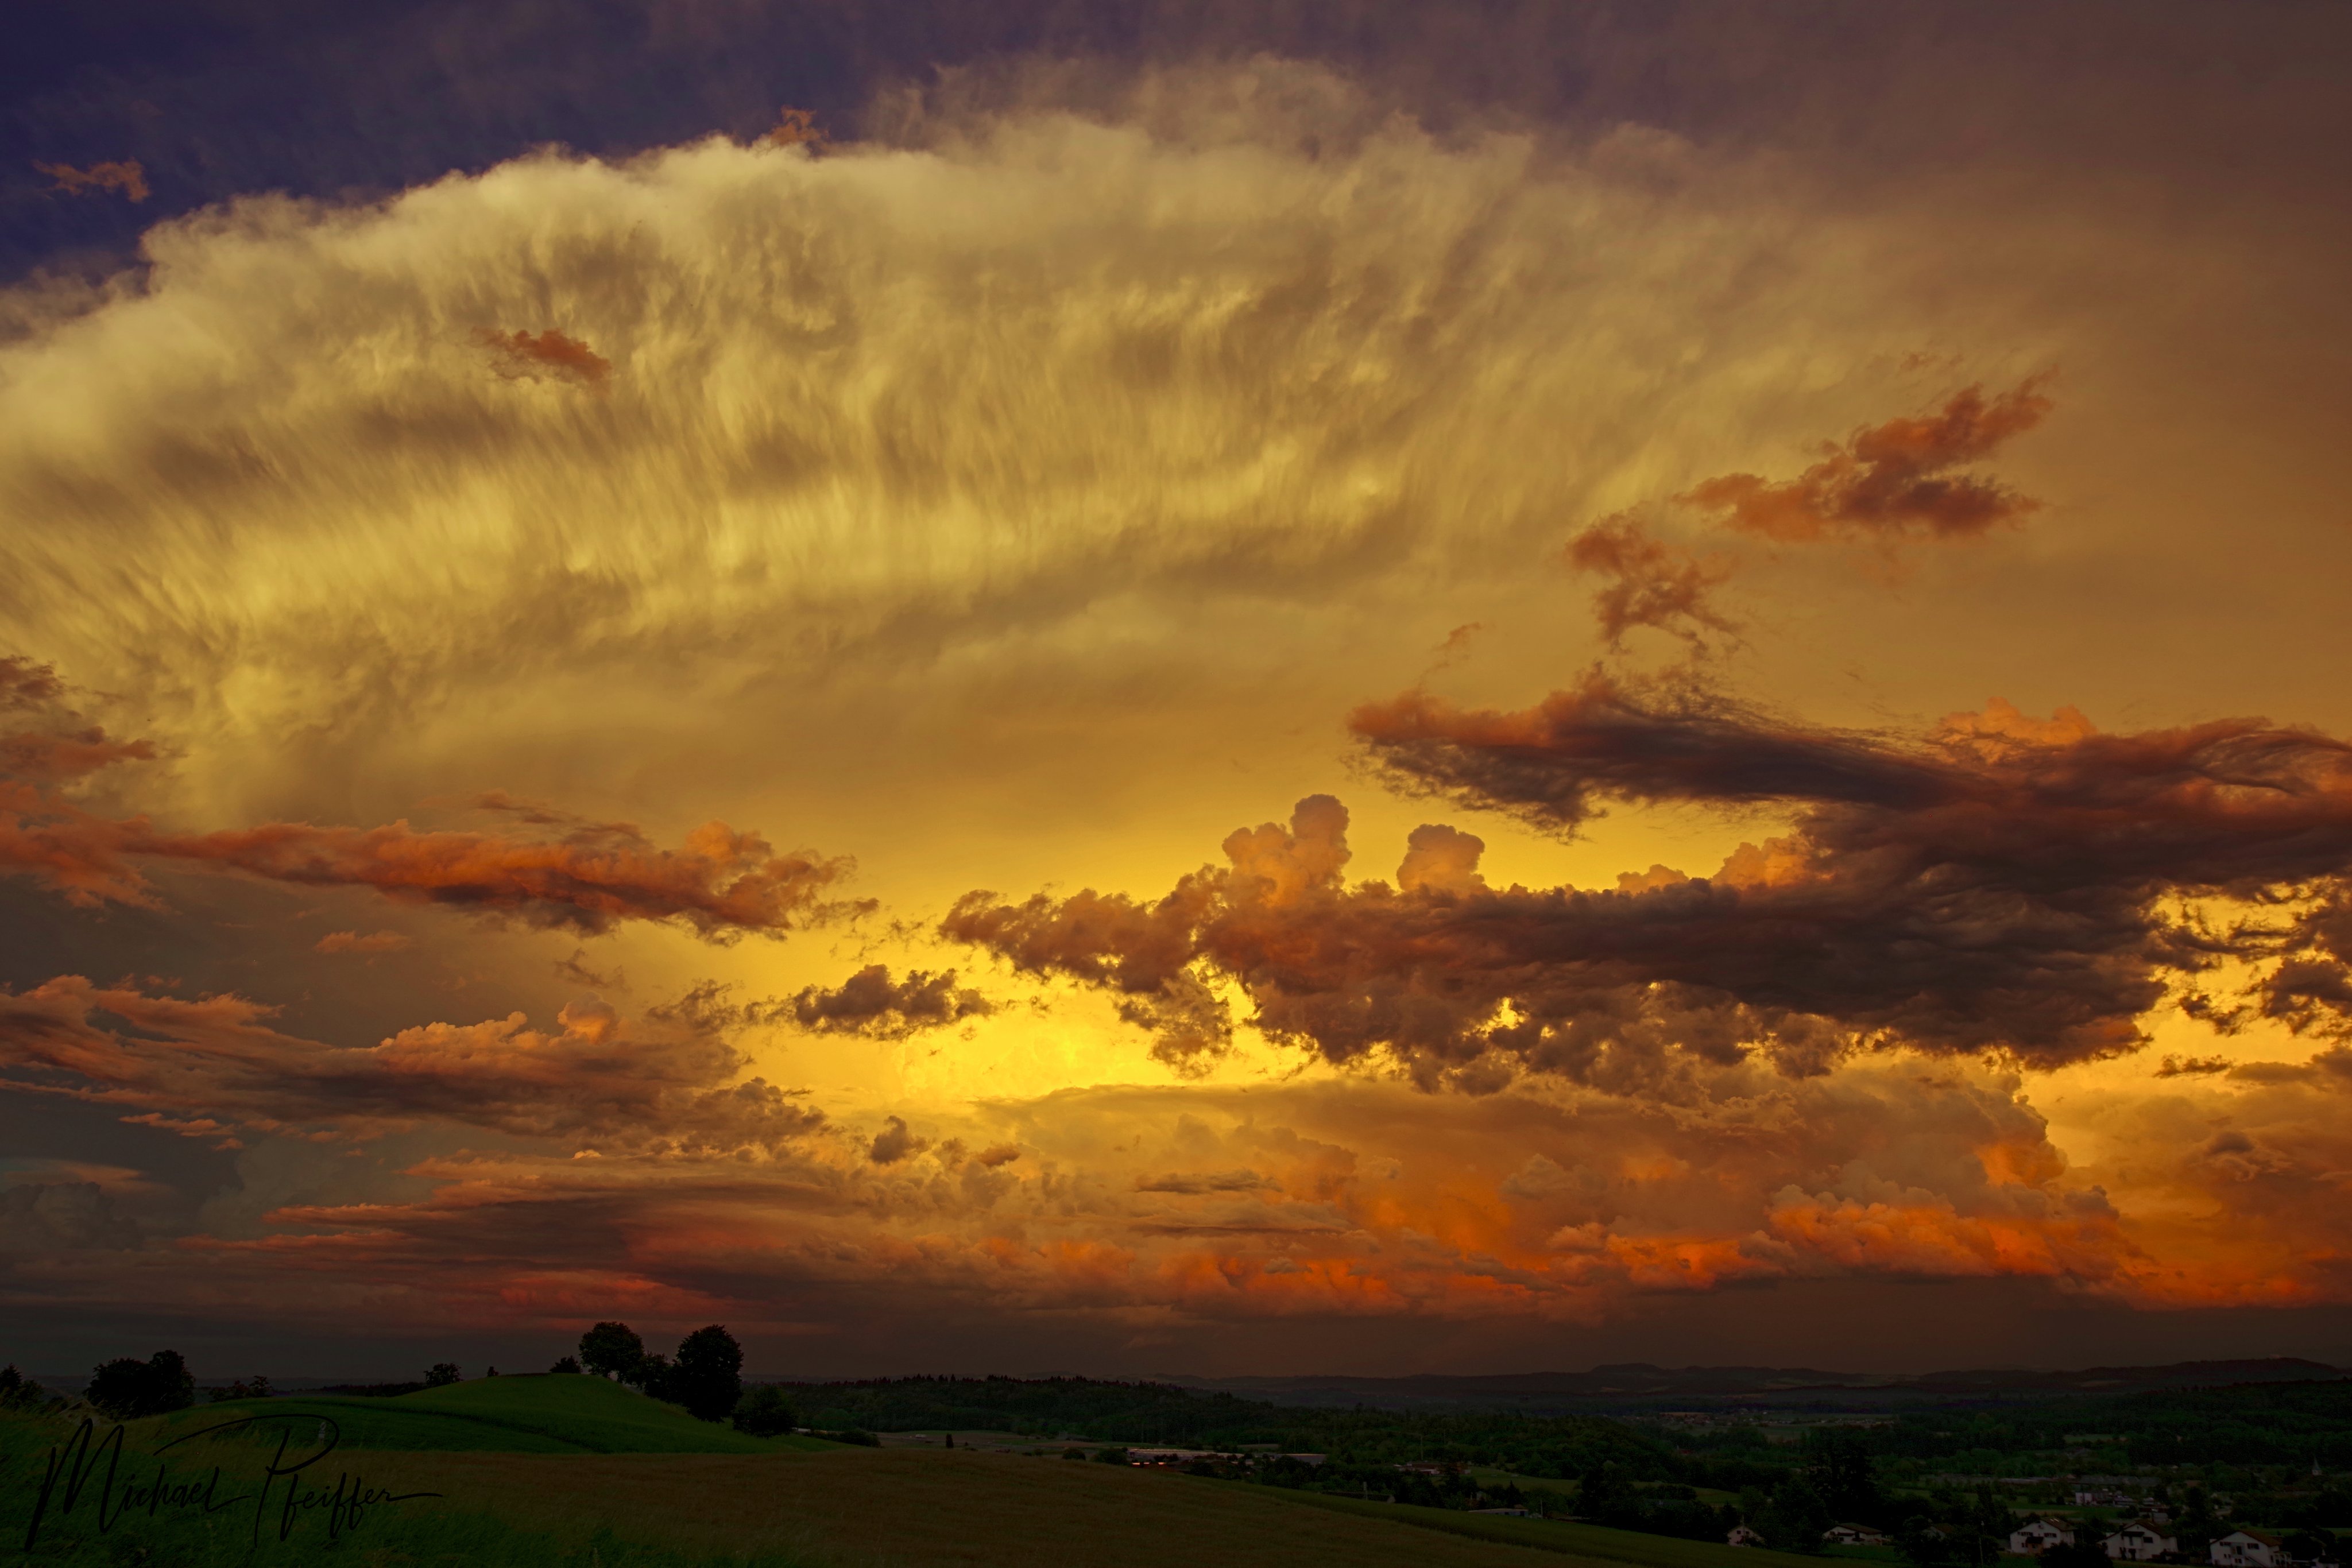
[3,1377,1876,1567]
[141,1372,831,1455]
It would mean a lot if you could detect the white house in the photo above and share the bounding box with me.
[2106,1524,2179,1561]
[2212,1531,2281,1568]
[1729,1526,1766,1547]
[1828,1525,1893,1547]
[2012,1520,2077,1554]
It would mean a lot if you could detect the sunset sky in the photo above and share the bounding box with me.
[6,1,2352,1380]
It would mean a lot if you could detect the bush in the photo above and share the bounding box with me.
[550,1355,582,1373]
[86,1350,195,1419]
[425,1362,462,1387]
[733,1384,798,1437]
[819,1427,879,1446]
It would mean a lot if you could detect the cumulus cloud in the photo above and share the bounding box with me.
[788,964,993,1037]
[0,977,824,1156]
[947,681,2352,1085]
[1680,380,2052,542]
[867,1114,927,1164]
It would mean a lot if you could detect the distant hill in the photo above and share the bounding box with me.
[1163,1357,2347,1411]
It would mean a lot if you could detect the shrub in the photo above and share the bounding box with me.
[733,1384,798,1437]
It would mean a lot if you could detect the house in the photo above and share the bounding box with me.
[1729,1526,1766,1548]
[1828,1525,1893,1547]
[2212,1531,2283,1568]
[2105,1524,2179,1561]
[2011,1520,2077,1554]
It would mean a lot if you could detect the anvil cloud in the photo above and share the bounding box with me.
[3,7,2350,1376]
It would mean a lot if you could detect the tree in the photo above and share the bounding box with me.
[550,1356,582,1374]
[1579,1461,1645,1527]
[86,1350,195,1419]
[425,1362,461,1388]
[0,1365,49,1412]
[207,1375,272,1404]
[1805,1428,1884,1524]
[629,1352,674,1400]
[733,1384,797,1437]
[1754,1477,1833,1554]
[668,1325,744,1423]
[578,1321,645,1381]
[1899,1515,1959,1568]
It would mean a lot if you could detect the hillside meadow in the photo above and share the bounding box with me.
[2,1375,1834,1567]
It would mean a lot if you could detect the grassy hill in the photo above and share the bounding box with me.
[140,1371,833,1455]
[3,1377,1842,1567]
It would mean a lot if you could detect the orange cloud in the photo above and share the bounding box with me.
[949,679,2352,1085]
[1680,379,2052,541]
[788,965,995,1037]
[1565,516,1736,648]
[33,159,149,201]
[478,327,611,385]
[763,107,828,150]
[0,976,822,1155]
[0,675,858,936]
[314,930,412,954]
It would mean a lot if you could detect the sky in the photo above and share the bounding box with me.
[5,0,2352,1381]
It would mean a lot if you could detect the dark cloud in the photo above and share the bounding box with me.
[314,929,411,954]
[788,964,993,1037]
[0,977,825,1156]
[0,673,860,937]
[867,1114,926,1164]
[1,1180,143,1252]
[1350,673,1954,830]
[0,657,67,710]
[1565,516,1736,648]
[1134,1169,1274,1195]
[1680,380,2052,542]
[948,683,2352,1086]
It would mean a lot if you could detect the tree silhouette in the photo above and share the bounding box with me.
[86,1351,194,1419]
[670,1325,743,1423]
[578,1321,645,1381]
